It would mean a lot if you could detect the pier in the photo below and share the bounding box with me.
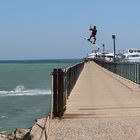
[64,61,140,118]
[50,60,140,139]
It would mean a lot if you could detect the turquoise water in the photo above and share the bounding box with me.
[0,59,81,133]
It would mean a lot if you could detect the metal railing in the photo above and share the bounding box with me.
[52,61,84,118]
[94,59,140,84]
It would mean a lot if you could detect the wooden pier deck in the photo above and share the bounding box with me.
[50,61,140,139]
[64,61,140,118]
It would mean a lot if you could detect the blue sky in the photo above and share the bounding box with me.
[0,0,140,60]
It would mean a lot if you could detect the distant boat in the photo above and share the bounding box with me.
[86,50,114,62]
[86,51,100,59]
[123,49,140,63]
[100,52,114,62]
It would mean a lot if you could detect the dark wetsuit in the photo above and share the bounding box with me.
[88,26,97,44]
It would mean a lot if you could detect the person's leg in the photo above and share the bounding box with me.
[93,36,96,44]
[88,35,92,41]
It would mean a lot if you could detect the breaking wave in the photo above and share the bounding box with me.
[0,85,51,96]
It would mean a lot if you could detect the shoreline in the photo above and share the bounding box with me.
[0,116,51,140]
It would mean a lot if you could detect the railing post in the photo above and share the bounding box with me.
[53,69,59,117]
[58,69,65,117]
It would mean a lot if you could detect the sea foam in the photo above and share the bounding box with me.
[0,85,51,96]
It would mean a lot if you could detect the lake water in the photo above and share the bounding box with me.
[0,59,81,133]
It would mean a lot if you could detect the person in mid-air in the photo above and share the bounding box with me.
[88,26,97,44]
